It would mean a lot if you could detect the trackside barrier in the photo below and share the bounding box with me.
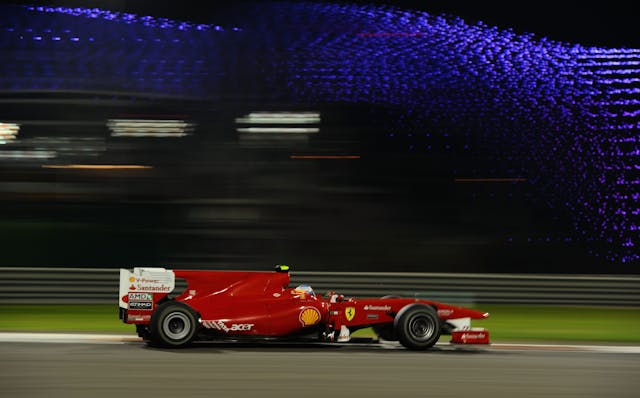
[0,267,639,306]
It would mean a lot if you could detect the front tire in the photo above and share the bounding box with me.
[150,302,199,348]
[395,305,441,350]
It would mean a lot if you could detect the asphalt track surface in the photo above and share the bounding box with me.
[1,333,639,398]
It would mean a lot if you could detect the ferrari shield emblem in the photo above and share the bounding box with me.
[344,307,356,321]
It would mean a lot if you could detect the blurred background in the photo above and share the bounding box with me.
[1,0,639,274]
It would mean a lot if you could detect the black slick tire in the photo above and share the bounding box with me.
[395,305,441,350]
[149,302,199,348]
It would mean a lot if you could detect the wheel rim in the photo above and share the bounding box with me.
[408,314,435,341]
[162,311,191,340]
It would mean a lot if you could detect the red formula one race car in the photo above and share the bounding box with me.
[118,265,490,350]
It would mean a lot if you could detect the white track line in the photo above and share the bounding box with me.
[486,342,640,353]
[0,332,639,353]
[0,332,141,344]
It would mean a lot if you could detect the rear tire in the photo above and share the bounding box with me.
[150,302,199,348]
[395,305,440,350]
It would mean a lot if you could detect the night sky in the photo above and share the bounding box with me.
[370,1,638,49]
[9,1,638,49]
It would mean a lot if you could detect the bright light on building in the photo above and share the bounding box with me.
[235,112,321,124]
[0,122,20,144]
[107,119,194,137]
[235,111,321,134]
[236,127,319,133]
[0,150,56,159]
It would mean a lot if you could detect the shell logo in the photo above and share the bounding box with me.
[299,307,321,327]
[128,276,136,291]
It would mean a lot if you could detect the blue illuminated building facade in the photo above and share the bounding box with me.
[1,3,639,268]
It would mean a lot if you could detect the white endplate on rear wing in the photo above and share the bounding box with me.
[119,268,175,309]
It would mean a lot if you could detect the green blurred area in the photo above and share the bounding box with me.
[0,305,131,332]
[1,304,639,342]
[478,304,640,342]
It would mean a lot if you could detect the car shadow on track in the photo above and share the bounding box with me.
[136,337,493,355]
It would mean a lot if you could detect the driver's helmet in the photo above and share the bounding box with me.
[294,284,315,298]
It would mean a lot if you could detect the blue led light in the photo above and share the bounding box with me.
[23,5,241,32]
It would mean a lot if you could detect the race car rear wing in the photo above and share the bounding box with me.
[118,267,175,310]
